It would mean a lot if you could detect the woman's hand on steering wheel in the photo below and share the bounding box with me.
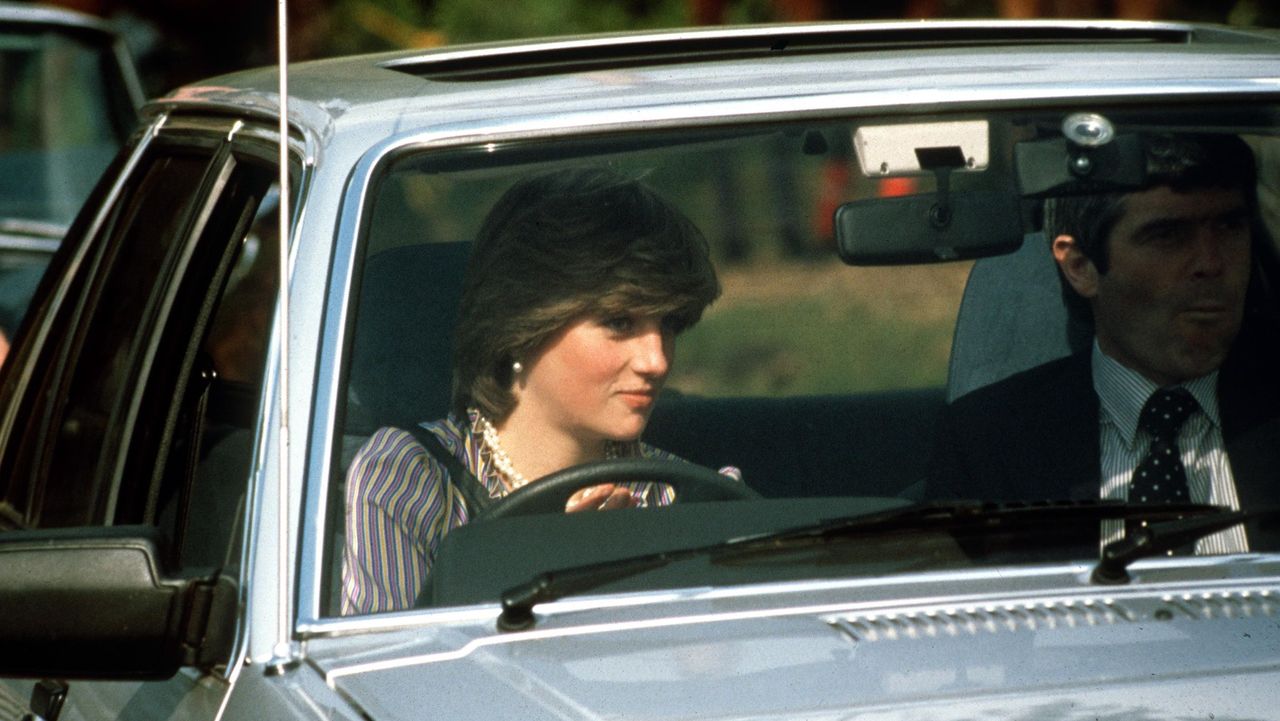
[564,484,640,513]
[476,459,759,521]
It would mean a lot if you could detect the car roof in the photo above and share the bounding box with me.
[147,20,1280,155]
[0,1,145,115]
[0,1,121,39]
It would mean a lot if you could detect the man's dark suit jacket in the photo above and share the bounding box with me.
[927,344,1280,550]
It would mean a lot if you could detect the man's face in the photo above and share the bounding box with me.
[1061,185,1252,385]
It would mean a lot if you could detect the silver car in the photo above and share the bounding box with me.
[2,19,1279,721]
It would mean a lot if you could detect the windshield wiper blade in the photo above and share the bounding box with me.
[723,499,1223,549]
[495,501,1005,630]
[496,500,1223,631]
[1090,507,1272,584]
[499,552,684,631]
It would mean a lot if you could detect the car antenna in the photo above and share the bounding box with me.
[266,0,300,676]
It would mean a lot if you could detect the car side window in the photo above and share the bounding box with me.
[0,138,280,572]
[152,186,280,571]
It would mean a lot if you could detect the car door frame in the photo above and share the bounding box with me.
[0,112,309,718]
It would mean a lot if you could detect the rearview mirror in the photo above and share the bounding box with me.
[839,119,1022,264]
[835,190,1024,265]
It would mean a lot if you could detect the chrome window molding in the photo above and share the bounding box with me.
[378,19,1275,78]
[237,142,319,669]
[0,231,62,251]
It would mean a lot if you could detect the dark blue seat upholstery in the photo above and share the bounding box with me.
[645,389,944,499]
[945,232,1092,403]
[346,242,472,435]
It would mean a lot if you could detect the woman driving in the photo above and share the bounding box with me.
[341,167,731,615]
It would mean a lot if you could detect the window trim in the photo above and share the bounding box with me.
[38,147,229,525]
[0,119,264,528]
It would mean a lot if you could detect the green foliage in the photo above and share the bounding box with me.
[431,0,688,43]
[721,0,776,24]
[322,0,434,55]
[670,295,955,397]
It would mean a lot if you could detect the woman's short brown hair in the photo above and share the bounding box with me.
[451,167,720,420]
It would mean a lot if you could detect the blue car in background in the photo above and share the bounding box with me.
[0,2,142,346]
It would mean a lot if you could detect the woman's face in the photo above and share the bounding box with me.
[514,310,677,445]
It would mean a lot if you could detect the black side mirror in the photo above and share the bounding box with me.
[0,525,236,680]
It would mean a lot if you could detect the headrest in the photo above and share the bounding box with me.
[946,232,1092,402]
[346,242,472,434]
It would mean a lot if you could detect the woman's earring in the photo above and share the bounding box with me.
[512,360,524,375]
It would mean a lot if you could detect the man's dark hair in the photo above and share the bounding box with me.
[451,167,720,420]
[1043,134,1258,321]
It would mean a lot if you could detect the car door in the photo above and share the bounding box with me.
[0,116,284,721]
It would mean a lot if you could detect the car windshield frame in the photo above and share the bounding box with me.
[299,95,1280,629]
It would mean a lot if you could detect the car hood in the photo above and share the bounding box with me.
[308,557,1280,721]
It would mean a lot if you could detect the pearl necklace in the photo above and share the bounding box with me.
[474,411,531,490]
[472,409,622,492]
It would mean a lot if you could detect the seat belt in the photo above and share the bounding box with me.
[404,424,494,517]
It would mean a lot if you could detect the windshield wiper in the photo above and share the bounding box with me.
[1090,508,1271,584]
[722,499,1223,546]
[496,500,1227,631]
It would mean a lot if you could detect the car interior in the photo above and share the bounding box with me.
[327,106,1280,615]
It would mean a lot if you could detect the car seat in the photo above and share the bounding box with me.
[345,241,472,435]
[945,231,1092,403]
[329,241,470,614]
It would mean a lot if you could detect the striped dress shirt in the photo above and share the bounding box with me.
[1093,344,1248,555]
[341,411,739,615]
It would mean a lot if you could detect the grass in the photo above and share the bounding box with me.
[668,257,972,397]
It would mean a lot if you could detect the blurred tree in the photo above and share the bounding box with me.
[431,0,686,42]
[45,0,332,95]
[995,0,1167,18]
[323,0,439,56]
[1228,0,1280,26]
[44,0,1279,100]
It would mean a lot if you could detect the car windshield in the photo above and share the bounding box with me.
[330,102,1280,617]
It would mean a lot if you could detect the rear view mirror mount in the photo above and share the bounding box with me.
[838,119,1023,265]
[853,120,989,176]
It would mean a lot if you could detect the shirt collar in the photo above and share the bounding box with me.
[1091,341,1221,447]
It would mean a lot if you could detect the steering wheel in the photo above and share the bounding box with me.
[474,458,759,521]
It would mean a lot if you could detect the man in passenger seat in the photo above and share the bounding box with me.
[928,133,1280,552]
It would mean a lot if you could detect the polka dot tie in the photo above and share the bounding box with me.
[1129,386,1198,505]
